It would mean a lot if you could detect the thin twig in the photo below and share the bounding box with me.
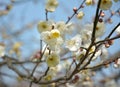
[83,57,119,70]
[65,0,86,24]
[107,22,120,38]
[45,9,48,21]
[95,34,120,45]
[38,67,50,81]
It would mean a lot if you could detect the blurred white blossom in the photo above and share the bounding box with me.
[65,34,82,51]
[0,43,5,57]
[85,0,93,6]
[77,11,84,19]
[37,21,51,33]
[45,0,58,12]
[113,58,120,68]
[100,45,108,60]
[100,0,112,10]
[46,52,60,67]
[75,49,86,60]
[95,22,105,37]
[50,29,60,38]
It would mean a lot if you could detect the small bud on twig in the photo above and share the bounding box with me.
[100,12,105,17]
[73,7,77,13]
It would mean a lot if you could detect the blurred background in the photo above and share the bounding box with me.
[0,0,120,87]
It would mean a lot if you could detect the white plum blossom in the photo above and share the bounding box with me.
[56,21,66,33]
[40,31,57,50]
[113,58,120,68]
[75,49,86,60]
[77,11,84,19]
[46,52,60,67]
[116,25,120,34]
[65,34,82,51]
[84,23,93,30]
[45,0,58,12]
[38,21,74,39]
[0,43,5,57]
[89,46,96,53]
[50,29,60,38]
[41,31,56,45]
[55,21,74,37]
[82,22,105,38]
[80,29,92,44]
[41,30,60,45]
[43,74,52,81]
[37,21,51,33]
[100,45,108,61]
[65,22,74,34]
[117,58,120,65]
[81,22,105,39]
[49,37,63,51]
[41,30,63,51]
[85,0,93,6]
[95,22,105,37]
[91,49,101,60]
[100,0,112,10]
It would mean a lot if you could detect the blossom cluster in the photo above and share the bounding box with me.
[35,0,120,83]
[37,18,108,68]
[36,0,119,68]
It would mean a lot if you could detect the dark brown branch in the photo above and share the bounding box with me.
[91,0,102,43]
[79,44,102,71]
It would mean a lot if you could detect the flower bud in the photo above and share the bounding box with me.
[100,12,105,17]
[105,43,110,48]
[99,18,103,23]
[108,40,114,45]
[73,7,77,13]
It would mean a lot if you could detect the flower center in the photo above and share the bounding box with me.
[49,57,53,61]
[103,0,107,4]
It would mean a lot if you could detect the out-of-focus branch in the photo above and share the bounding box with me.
[11,0,34,5]
[99,72,120,83]
[0,55,43,67]
[38,67,49,81]
[105,8,120,23]
[88,50,120,71]
[83,56,120,70]
[2,55,28,78]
